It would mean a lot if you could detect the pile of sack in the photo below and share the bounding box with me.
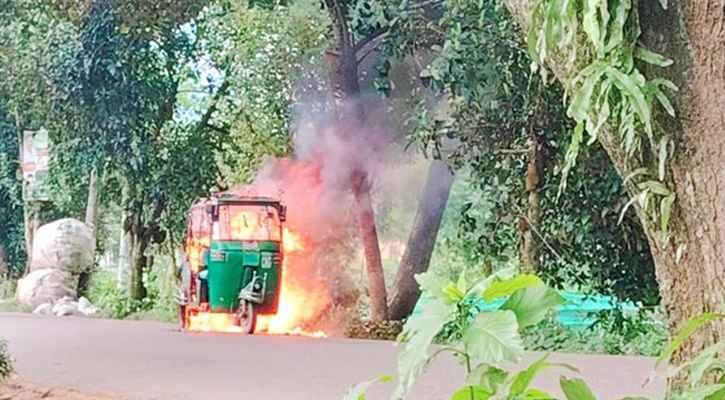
[31,295,100,317]
[15,218,99,317]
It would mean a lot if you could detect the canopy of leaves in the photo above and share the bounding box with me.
[201,0,331,185]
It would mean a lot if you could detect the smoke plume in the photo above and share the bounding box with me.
[229,97,407,331]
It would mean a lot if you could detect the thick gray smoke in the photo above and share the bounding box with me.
[229,97,412,331]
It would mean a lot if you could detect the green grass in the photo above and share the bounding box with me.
[0,299,26,313]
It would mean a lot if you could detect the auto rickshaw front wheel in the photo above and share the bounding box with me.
[235,300,257,334]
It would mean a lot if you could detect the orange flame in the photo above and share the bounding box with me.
[185,212,328,337]
[257,228,328,338]
[226,208,281,241]
[187,311,243,333]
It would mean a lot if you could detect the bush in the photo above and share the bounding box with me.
[85,262,179,323]
[0,338,12,380]
[85,269,137,319]
[344,318,404,340]
[522,309,668,357]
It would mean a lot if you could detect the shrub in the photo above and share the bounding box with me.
[0,338,12,380]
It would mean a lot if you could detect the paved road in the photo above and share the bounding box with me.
[0,313,665,399]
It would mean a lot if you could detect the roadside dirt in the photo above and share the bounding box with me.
[0,376,125,400]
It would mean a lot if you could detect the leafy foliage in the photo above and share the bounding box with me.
[351,268,566,399]
[85,259,178,322]
[385,0,658,306]
[551,313,725,400]
[657,313,725,368]
[0,110,25,276]
[527,0,678,241]
[522,310,668,357]
[0,338,11,380]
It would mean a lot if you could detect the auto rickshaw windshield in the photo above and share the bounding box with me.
[218,204,281,241]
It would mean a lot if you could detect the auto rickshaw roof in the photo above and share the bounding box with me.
[192,194,282,207]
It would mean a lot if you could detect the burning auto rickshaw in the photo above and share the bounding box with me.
[180,194,286,334]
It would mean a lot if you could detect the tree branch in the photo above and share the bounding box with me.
[354,26,390,54]
[196,80,230,132]
[205,123,230,135]
[356,34,386,63]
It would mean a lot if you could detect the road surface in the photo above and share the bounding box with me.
[0,313,665,399]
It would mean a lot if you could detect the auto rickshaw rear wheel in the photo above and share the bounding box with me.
[235,300,257,334]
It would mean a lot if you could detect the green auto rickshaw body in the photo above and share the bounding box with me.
[207,240,281,315]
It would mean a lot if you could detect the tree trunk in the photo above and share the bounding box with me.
[388,160,455,320]
[127,213,147,301]
[79,166,100,295]
[129,238,148,301]
[502,0,725,389]
[21,203,40,277]
[638,0,725,386]
[351,169,389,321]
[520,134,541,274]
[325,0,389,321]
[84,167,99,230]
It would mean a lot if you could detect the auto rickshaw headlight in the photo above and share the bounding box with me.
[261,254,272,269]
[210,250,227,261]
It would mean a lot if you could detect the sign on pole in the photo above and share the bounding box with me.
[21,128,50,201]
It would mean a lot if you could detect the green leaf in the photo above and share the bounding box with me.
[445,283,466,302]
[656,313,725,368]
[589,78,612,144]
[468,267,517,298]
[342,375,392,400]
[651,78,679,92]
[657,0,668,10]
[482,274,544,302]
[648,79,677,117]
[653,88,676,117]
[450,386,492,400]
[527,2,544,65]
[582,0,602,50]
[623,167,649,185]
[706,376,725,400]
[416,272,457,305]
[569,63,606,123]
[658,137,668,181]
[678,384,725,399]
[619,189,649,225]
[457,271,468,294]
[641,180,671,196]
[560,377,598,400]
[690,341,725,386]
[559,123,584,196]
[393,300,455,398]
[525,389,554,399]
[510,354,551,395]
[501,285,566,329]
[467,364,508,393]
[605,0,631,52]
[660,193,676,233]
[462,310,524,364]
[606,67,653,137]
[635,47,673,67]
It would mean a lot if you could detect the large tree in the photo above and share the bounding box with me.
[501,0,725,385]
[40,0,224,301]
